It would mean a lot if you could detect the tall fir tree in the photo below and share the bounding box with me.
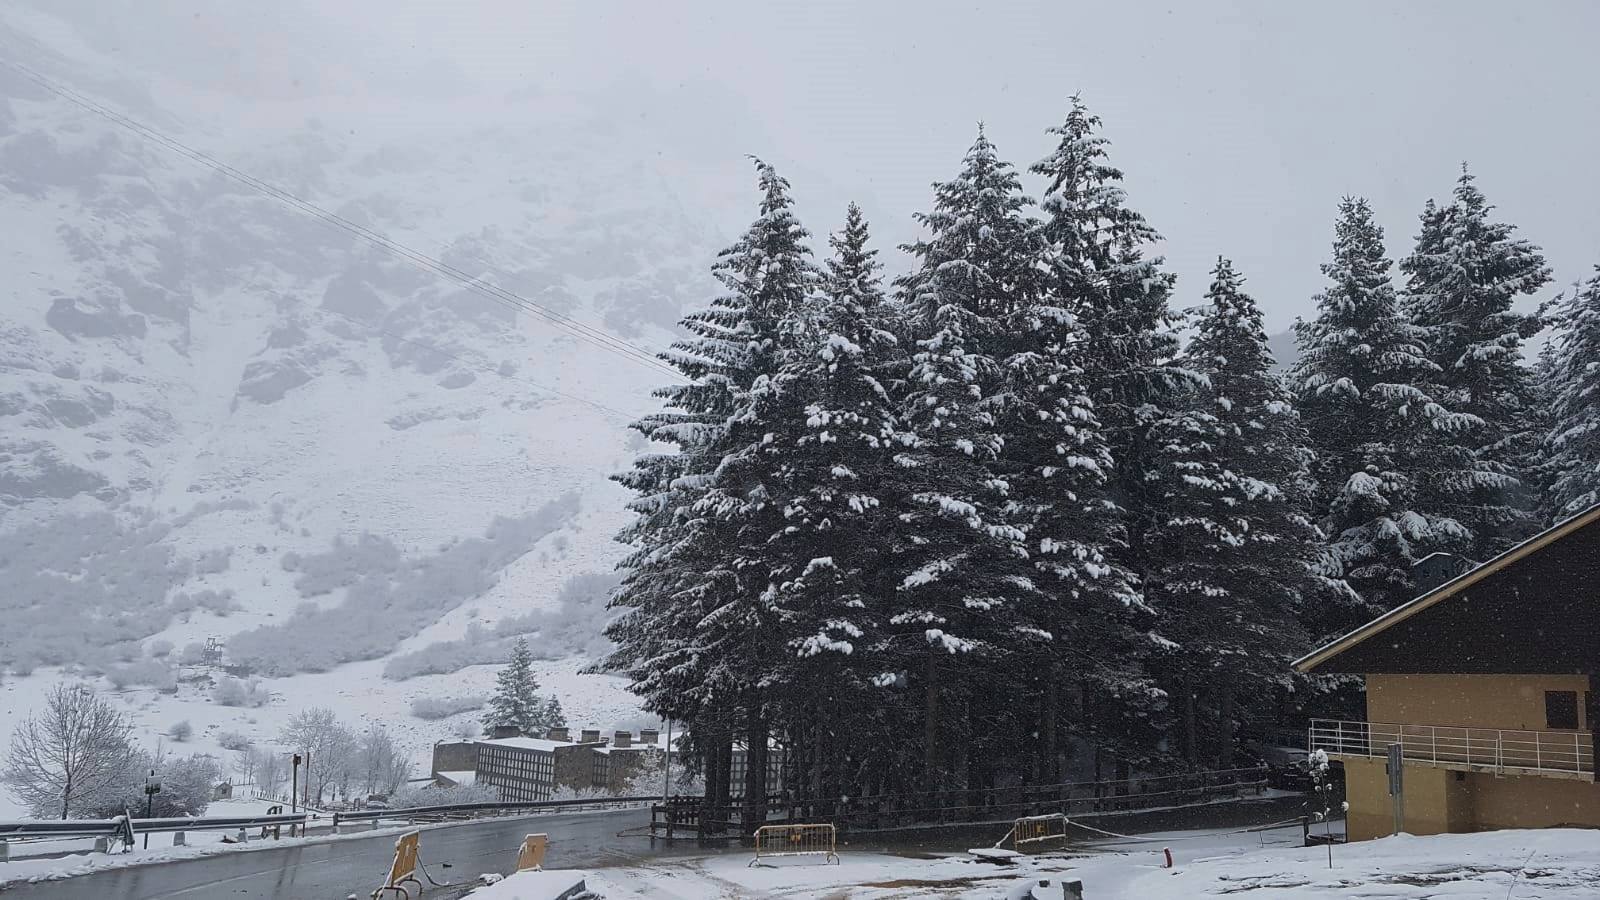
[1146,259,1332,766]
[1544,267,1600,519]
[604,160,817,824]
[891,127,1041,789]
[1293,198,1475,632]
[1401,169,1552,557]
[738,202,907,803]
[483,637,545,736]
[1030,97,1191,772]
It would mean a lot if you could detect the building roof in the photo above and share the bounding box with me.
[478,736,567,753]
[436,769,476,786]
[1294,501,1600,674]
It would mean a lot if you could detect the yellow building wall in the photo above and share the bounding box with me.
[1341,673,1600,841]
[1463,772,1600,831]
[1366,674,1590,731]
[1344,757,1472,841]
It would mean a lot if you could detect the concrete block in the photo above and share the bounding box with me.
[93,837,109,854]
[173,831,186,847]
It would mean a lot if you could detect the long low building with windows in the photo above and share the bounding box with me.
[1294,502,1600,841]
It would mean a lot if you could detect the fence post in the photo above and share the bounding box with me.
[0,839,8,863]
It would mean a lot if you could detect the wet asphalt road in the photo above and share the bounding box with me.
[0,809,705,900]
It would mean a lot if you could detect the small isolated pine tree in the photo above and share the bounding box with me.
[483,638,543,736]
[1293,198,1474,632]
[1544,267,1600,519]
[541,696,567,731]
[1401,169,1552,556]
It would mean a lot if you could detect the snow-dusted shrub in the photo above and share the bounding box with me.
[382,570,617,682]
[147,639,174,659]
[170,720,193,742]
[409,695,486,720]
[231,496,578,676]
[88,752,222,818]
[106,659,176,691]
[212,677,269,708]
[387,782,498,809]
[178,641,208,665]
[217,730,253,751]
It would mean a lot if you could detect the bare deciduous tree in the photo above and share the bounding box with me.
[357,728,412,798]
[255,748,287,797]
[3,683,138,819]
[280,708,357,804]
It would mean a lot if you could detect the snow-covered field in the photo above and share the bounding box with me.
[471,828,1600,899]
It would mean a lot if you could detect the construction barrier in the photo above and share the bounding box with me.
[372,830,422,900]
[516,833,549,871]
[1013,813,1069,852]
[748,824,840,867]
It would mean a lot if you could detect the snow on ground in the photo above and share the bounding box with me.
[467,828,1600,899]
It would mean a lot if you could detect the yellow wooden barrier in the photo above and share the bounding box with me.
[749,823,839,867]
[371,830,422,899]
[1013,814,1069,852]
[515,833,549,871]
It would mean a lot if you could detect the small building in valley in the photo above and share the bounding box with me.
[1294,503,1600,841]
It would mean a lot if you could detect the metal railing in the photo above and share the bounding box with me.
[332,795,658,829]
[1308,719,1596,777]
[0,813,308,845]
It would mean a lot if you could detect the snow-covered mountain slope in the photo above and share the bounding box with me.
[0,5,736,778]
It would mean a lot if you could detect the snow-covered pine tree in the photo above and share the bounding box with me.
[1544,267,1600,519]
[1029,96,1191,773]
[541,696,567,730]
[739,202,907,807]
[1146,258,1333,767]
[891,127,1040,790]
[604,160,818,824]
[1292,198,1473,633]
[483,637,544,736]
[1401,169,1552,556]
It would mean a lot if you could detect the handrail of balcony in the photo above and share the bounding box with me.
[1308,718,1594,777]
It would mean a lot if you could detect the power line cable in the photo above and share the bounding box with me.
[0,53,685,382]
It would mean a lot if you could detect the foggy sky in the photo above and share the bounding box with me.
[26,0,1600,329]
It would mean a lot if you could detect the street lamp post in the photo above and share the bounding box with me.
[142,771,161,849]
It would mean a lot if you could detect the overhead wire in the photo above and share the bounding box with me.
[0,53,685,383]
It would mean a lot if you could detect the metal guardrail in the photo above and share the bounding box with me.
[332,795,659,828]
[0,819,126,841]
[1309,718,1596,777]
[0,813,308,844]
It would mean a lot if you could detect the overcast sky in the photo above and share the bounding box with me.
[32,0,1600,330]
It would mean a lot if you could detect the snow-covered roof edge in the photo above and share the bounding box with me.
[1293,500,1600,673]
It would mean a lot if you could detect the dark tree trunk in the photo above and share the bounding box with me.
[742,710,769,834]
[1042,671,1059,785]
[1218,676,1237,769]
[924,651,941,793]
[1180,670,1198,765]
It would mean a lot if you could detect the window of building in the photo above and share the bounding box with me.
[1546,690,1580,729]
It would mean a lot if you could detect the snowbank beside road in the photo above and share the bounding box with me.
[467,827,1600,899]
